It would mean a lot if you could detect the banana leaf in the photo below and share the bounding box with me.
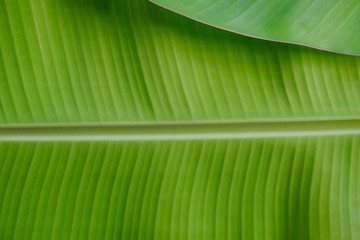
[1,0,360,123]
[150,0,360,55]
[0,0,360,239]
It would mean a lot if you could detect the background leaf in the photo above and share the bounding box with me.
[150,0,360,55]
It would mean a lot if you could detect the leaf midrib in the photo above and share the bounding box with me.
[1,119,360,141]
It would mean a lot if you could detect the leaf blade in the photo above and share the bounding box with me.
[150,0,360,55]
[1,0,360,125]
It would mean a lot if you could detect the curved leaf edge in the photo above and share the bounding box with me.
[148,0,360,56]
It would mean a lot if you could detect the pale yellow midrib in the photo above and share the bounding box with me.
[1,119,360,141]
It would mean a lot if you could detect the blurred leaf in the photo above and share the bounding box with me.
[150,0,360,55]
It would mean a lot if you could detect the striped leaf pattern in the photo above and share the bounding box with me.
[0,0,360,124]
[1,138,360,240]
[1,0,360,239]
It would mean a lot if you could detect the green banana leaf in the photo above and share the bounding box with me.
[1,137,360,239]
[1,0,360,239]
[1,0,360,123]
[150,0,360,55]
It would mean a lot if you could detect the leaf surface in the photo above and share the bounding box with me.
[1,137,360,239]
[0,0,360,124]
[1,0,360,239]
[150,0,360,55]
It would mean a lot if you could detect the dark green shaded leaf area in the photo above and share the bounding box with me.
[0,0,360,124]
[1,137,360,240]
[152,0,360,55]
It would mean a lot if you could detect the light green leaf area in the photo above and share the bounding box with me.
[151,0,360,55]
[1,0,360,124]
[1,137,360,240]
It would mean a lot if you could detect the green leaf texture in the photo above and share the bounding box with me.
[1,137,360,240]
[1,0,360,124]
[150,0,360,55]
[1,0,360,239]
